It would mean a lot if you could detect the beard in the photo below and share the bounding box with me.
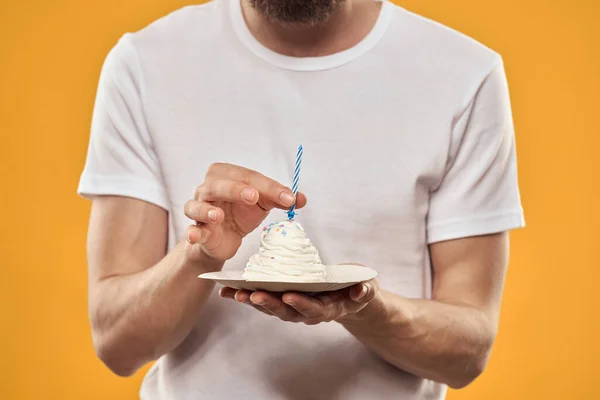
[247,0,346,25]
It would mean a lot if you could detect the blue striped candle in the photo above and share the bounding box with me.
[287,145,303,220]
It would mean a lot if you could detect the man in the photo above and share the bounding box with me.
[78,0,525,398]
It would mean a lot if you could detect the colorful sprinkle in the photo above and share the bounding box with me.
[263,227,267,231]
[276,228,280,232]
[281,231,287,236]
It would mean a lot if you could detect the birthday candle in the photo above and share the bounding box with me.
[287,145,303,220]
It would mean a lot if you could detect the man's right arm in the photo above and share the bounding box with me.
[87,195,223,377]
[86,164,302,377]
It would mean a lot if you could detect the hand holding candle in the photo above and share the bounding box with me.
[198,144,377,291]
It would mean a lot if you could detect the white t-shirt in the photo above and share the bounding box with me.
[78,0,525,398]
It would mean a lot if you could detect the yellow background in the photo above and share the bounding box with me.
[1,0,599,398]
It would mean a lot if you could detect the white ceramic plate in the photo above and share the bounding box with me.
[198,264,377,293]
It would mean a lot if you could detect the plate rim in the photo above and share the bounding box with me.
[198,264,377,284]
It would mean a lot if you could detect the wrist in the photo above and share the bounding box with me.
[338,291,414,330]
[337,290,388,325]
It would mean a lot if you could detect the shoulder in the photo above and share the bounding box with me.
[101,1,224,80]
[386,3,502,81]
[112,1,224,61]
[133,2,220,44]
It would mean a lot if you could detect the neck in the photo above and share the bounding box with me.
[240,0,382,57]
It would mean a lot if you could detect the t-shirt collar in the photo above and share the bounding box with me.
[229,0,393,71]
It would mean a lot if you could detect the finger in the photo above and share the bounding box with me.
[219,288,273,316]
[348,279,379,304]
[233,290,275,316]
[219,287,237,299]
[282,293,327,319]
[195,179,258,205]
[250,291,302,322]
[186,224,211,245]
[294,192,308,210]
[187,223,227,259]
[184,200,224,224]
[205,163,297,210]
[234,289,253,304]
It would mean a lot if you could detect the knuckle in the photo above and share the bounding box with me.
[267,179,282,193]
[240,168,254,184]
[230,182,243,199]
[193,185,204,200]
[206,163,222,177]
[195,184,210,200]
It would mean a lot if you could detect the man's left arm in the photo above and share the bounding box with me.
[331,59,521,387]
[222,231,509,388]
[339,232,509,389]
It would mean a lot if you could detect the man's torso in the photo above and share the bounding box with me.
[120,1,500,398]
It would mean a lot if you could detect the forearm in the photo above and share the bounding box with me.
[339,290,495,388]
[90,240,223,376]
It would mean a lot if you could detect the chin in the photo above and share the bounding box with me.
[248,0,345,26]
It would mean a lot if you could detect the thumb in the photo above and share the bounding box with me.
[349,279,378,304]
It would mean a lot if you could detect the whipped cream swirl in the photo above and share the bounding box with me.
[243,220,326,282]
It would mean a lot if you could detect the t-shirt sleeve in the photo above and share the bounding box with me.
[77,34,169,210]
[426,59,525,244]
